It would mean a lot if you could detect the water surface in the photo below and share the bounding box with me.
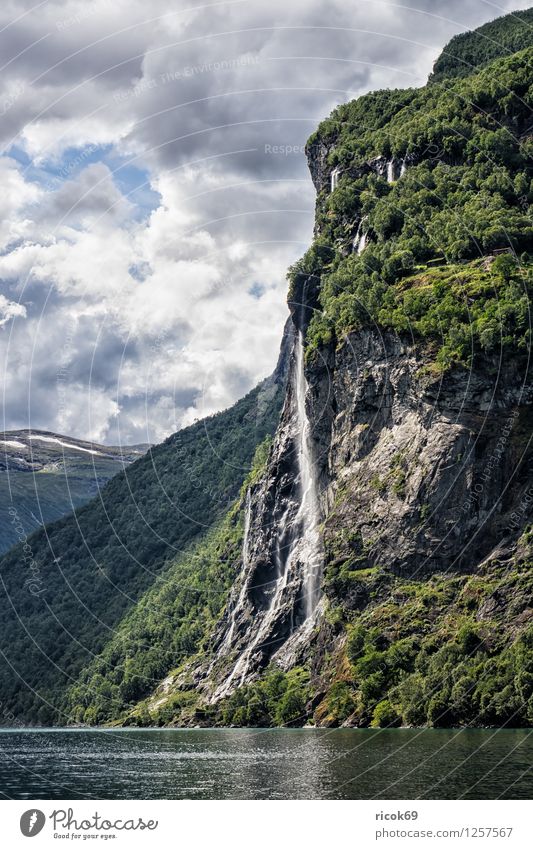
[0,728,530,799]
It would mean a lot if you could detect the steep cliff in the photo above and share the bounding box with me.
[106,14,533,729]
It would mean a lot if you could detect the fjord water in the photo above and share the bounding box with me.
[0,729,530,800]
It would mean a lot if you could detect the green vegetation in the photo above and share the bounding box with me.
[68,510,244,725]
[104,666,312,729]
[67,439,273,725]
[430,8,533,82]
[0,380,284,725]
[316,553,533,727]
[216,667,311,727]
[295,48,532,365]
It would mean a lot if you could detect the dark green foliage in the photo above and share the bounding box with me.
[378,259,532,370]
[325,681,355,723]
[430,8,533,82]
[393,629,533,728]
[67,439,274,725]
[287,241,335,300]
[0,381,284,725]
[144,666,311,728]
[303,48,533,366]
[320,557,533,728]
[371,699,401,728]
[214,667,311,727]
[68,509,245,725]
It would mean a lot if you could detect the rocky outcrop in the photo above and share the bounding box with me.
[305,140,418,198]
[198,311,532,700]
[305,139,333,194]
[307,329,533,587]
[178,96,533,713]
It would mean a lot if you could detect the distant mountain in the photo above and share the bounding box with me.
[0,430,149,554]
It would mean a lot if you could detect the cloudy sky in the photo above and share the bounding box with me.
[0,0,529,445]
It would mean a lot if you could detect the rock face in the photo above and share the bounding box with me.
[207,312,325,698]
[305,140,417,198]
[309,329,532,586]
[198,139,533,702]
[305,139,332,194]
[203,296,532,700]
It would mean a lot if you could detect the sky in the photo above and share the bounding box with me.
[0,0,530,445]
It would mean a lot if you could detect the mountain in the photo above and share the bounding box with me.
[430,7,533,82]
[0,329,291,724]
[0,430,149,554]
[1,9,533,729]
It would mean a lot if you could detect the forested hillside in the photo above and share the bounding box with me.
[430,7,533,82]
[299,46,532,367]
[0,344,289,723]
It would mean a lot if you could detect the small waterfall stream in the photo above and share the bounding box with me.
[218,489,252,654]
[330,167,340,192]
[352,218,367,255]
[212,330,322,697]
[387,158,407,182]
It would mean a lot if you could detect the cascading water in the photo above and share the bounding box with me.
[400,159,407,177]
[330,166,340,192]
[212,330,322,697]
[386,159,395,183]
[352,219,367,255]
[218,489,252,653]
[292,331,322,618]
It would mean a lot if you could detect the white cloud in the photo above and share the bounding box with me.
[0,157,41,249]
[0,0,529,442]
[0,294,26,327]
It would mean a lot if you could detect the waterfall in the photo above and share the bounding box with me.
[212,331,322,697]
[352,219,367,255]
[400,159,407,177]
[218,489,252,654]
[386,159,395,183]
[293,331,322,617]
[330,167,340,192]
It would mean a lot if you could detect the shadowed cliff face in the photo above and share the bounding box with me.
[307,328,533,587]
[202,287,532,701]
